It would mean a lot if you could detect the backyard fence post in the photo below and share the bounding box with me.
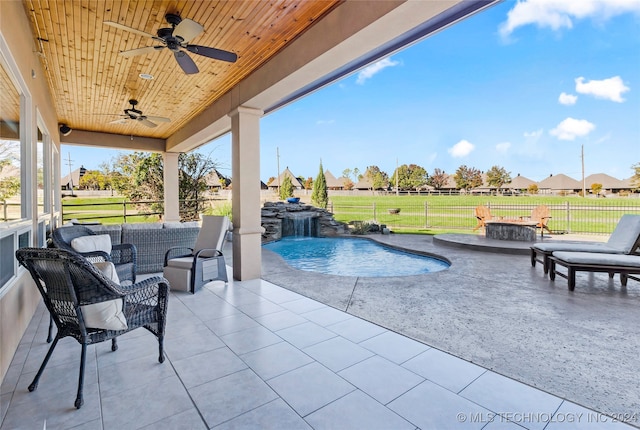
[2,200,6,221]
[373,202,377,222]
[123,200,127,223]
[566,201,571,233]
[424,201,429,228]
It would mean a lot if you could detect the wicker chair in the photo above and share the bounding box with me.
[15,248,169,409]
[51,225,137,283]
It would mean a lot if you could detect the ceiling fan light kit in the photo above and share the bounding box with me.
[107,99,171,128]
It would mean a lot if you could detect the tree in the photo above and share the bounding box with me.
[311,161,328,208]
[108,151,217,220]
[486,165,511,192]
[342,168,352,181]
[179,152,217,220]
[279,175,294,200]
[390,164,428,190]
[304,177,313,190]
[78,170,108,190]
[591,183,603,196]
[427,168,448,190]
[343,178,354,190]
[364,165,389,190]
[528,184,539,194]
[453,165,483,191]
[631,163,640,191]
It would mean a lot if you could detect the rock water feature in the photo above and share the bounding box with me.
[261,201,347,243]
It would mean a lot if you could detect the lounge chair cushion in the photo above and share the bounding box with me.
[606,214,640,253]
[80,261,128,331]
[71,234,112,254]
[552,252,640,268]
[532,242,621,254]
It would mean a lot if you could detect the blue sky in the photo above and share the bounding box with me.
[63,0,640,183]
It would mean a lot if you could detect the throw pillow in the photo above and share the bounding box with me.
[80,261,127,331]
[71,234,112,254]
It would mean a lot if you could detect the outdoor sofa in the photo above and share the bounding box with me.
[530,214,640,274]
[85,222,201,274]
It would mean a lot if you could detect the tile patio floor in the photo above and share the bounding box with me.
[1,235,638,429]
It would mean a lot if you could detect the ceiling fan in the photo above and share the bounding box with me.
[104,13,238,74]
[108,99,171,128]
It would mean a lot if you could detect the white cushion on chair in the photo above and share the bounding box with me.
[80,261,127,330]
[71,234,112,254]
[165,256,195,269]
[81,299,127,331]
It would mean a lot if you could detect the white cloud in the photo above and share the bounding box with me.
[518,129,545,158]
[356,57,400,85]
[524,129,544,140]
[496,142,511,153]
[499,0,640,39]
[558,92,578,105]
[549,117,596,140]
[575,76,629,102]
[448,140,475,158]
[427,152,438,164]
[316,119,335,125]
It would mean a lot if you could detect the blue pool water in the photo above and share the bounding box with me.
[263,237,450,277]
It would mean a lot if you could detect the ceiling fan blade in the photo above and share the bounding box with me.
[104,21,156,39]
[186,45,237,63]
[108,118,127,125]
[174,18,204,43]
[120,46,163,58]
[139,118,158,128]
[146,115,171,123]
[174,51,199,74]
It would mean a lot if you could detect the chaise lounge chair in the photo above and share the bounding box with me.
[549,251,640,291]
[530,214,640,274]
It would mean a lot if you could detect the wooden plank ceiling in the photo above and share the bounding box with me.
[23,0,340,139]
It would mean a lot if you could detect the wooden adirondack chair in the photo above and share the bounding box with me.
[473,205,492,231]
[531,205,552,236]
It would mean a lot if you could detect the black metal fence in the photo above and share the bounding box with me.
[328,201,640,235]
[61,199,219,224]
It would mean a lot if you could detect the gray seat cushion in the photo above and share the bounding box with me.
[552,252,640,268]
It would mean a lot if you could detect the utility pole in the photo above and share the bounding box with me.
[67,152,74,197]
[276,147,281,197]
[581,144,586,198]
[396,158,399,196]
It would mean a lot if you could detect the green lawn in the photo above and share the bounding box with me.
[62,194,640,234]
[328,194,640,235]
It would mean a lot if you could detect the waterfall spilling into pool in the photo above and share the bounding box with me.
[282,213,319,237]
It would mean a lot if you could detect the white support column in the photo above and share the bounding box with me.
[230,106,264,280]
[163,152,180,222]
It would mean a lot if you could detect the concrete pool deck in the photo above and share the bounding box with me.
[259,232,640,425]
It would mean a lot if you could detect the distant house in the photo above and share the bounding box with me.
[60,166,87,190]
[205,169,231,190]
[506,174,536,191]
[353,177,374,190]
[267,167,303,191]
[537,174,582,194]
[324,170,347,190]
[471,173,493,194]
[584,173,628,194]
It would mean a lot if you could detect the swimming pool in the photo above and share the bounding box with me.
[263,236,450,277]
